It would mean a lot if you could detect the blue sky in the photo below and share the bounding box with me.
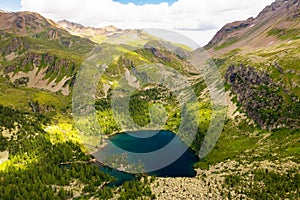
[114,0,176,5]
[0,0,176,11]
[0,0,21,11]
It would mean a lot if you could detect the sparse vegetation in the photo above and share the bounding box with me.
[267,28,300,41]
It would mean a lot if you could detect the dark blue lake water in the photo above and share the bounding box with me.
[94,130,199,186]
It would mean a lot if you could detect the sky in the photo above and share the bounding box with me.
[0,0,275,46]
[0,0,21,11]
[114,0,177,5]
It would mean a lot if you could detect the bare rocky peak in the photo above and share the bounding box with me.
[0,11,52,35]
[57,19,121,36]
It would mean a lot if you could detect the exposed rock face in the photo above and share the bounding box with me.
[0,11,51,35]
[0,32,31,56]
[144,44,171,62]
[225,65,300,130]
[144,40,191,61]
[205,17,254,49]
[4,52,77,77]
[257,0,299,18]
[1,52,76,95]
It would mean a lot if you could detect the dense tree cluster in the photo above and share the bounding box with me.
[0,104,49,156]
[118,178,155,200]
[224,169,300,199]
[0,105,155,199]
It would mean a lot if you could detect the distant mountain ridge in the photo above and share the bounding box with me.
[57,19,150,45]
[57,19,121,38]
[205,0,300,54]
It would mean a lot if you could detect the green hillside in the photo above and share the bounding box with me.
[0,2,300,199]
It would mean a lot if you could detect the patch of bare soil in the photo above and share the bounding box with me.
[9,66,70,95]
[0,151,8,164]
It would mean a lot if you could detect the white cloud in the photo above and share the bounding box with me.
[20,0,274,46]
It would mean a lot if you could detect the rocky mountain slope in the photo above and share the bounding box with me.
[199,0,300,131]
[205,0,300,54]
[0,11,96,95]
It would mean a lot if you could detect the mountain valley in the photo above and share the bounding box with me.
[0,0,299,199]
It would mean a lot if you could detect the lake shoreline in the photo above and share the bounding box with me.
[90,128,174,153]
[92,130,199,177]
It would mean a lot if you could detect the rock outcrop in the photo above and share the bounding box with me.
[225,65,300,130]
